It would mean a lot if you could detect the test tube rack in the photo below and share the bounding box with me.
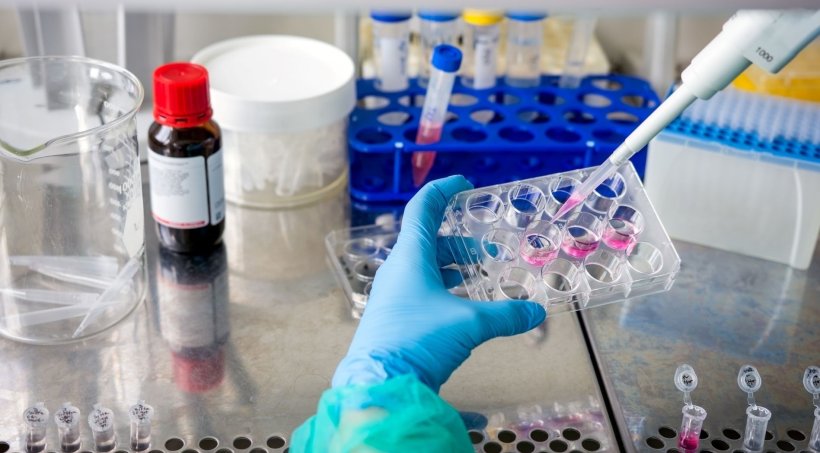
[348,75,660,202]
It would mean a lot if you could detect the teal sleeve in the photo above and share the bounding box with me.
[290,374,473,453]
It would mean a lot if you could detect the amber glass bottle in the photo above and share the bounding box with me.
[148,63,225,253]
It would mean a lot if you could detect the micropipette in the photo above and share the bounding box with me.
[411,44,463,187]
[804,366,820,452]
[88,404,116,452]
[54,402,81,453]
[738,365,770,453]
[674,364,707,453]
[551,9,820,222]
[73,256,141,338]
[23,403,49,453]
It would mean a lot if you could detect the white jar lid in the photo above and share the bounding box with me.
[192,35,355,133]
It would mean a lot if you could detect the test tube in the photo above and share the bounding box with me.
[54,403,81,453]
[743,405,772,452]
[461,9,504,90]
[88,404,116,452]
[558,16,598,89]
[810,407,820,452]
[370,11,412,92]
[23,403,49,453]
[505,12,547,88]
[129,400,154,452]
[677,405,707,453]
[418,11,460,87]
[410,44,463,187]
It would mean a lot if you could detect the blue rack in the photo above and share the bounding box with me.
[348,75,660,202]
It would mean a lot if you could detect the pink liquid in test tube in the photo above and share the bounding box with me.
[411,119,444,187]
[678,432,700,452]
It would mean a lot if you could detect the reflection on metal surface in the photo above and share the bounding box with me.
[585,240,820,452]
[1,176,617,453]
[158,245,229,393]
[224,185,347,282]
[467,398,610,452]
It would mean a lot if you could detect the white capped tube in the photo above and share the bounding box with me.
[129,400,154,452]
[23,403,49,453]
[370,11,411,92]
[55,403,81,453]
[505,12,547,88]
[88,404,116,452]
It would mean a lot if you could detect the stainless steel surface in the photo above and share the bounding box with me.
[584,240,820,453]
[0,165,617,452]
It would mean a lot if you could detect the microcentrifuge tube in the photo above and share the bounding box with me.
[88,404,116,452]
[738,365,769,453]
[23,403,49,453]
[54,403,81,453]
[804,366,820,452]
[674,364,706,453]
[129,400,154,452]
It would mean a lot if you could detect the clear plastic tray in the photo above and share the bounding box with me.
[326,163,680,315]
[443,162,680,314]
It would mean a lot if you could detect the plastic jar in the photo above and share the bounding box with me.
[505,11,547,87]
[461,9,504,90]
[418,11,460,87]
[192,36,355,208]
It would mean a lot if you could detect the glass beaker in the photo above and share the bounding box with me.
[0,56,146,344]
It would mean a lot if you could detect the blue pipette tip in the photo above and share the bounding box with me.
[432,45,463,73]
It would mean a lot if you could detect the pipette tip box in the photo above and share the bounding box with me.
[647,87,820,269]
[349,75,660,202]
[327,162,681,315]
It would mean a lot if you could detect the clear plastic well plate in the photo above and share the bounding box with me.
[326,163,680,315]
[443,162,680,314]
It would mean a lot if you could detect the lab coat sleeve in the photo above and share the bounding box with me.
[290,374,473,453]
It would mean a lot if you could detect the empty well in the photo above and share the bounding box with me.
[505,184,547,229]
[481,229,520,268]
[343,238,380,262]
[353,258,384,282]
[497,267,540,301]
[584,249,625,283]
[541,258,583,292]
[466,192,505,226]
[627,242,664,275]
[586,172,626,213]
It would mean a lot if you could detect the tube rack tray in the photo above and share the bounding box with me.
[348,75,660,202]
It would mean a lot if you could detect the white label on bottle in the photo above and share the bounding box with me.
[149,151,216,229]
[376,37,408,92]
[473,34,498,89]
[207,150,225,225]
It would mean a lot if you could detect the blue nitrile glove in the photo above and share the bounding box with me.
[332,175,547,392]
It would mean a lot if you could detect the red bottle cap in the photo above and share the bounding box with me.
[153,62,213,127]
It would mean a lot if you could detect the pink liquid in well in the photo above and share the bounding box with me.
[678,432,700,451]
[521,234,559,266]
[602,220,640,250]
[562,227,601,259]
[411,120,444,187]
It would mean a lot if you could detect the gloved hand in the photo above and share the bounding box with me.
[333,175,547,392]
